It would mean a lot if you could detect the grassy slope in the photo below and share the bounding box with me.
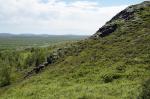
[0,2,150,99]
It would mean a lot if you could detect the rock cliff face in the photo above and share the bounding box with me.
[91,1,150,39]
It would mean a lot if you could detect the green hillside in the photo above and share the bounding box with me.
[0,1,150,99]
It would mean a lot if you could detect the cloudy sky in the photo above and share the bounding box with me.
[0,0,144,35]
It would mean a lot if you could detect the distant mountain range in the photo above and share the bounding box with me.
[0,33,89,37]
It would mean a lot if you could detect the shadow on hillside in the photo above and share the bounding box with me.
[139,78,150,99]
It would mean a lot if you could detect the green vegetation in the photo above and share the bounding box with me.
[0,34,87,50]
[0,1,149,99]
[0,60,10,87]
[0,35,87,87]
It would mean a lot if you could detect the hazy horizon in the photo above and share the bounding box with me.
[0,33,90,36]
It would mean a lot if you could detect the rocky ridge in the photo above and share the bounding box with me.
[91,1,150,38]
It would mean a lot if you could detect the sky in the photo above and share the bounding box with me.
[0,0,145,35]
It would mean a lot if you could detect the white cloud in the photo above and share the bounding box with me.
[0,0,128,35]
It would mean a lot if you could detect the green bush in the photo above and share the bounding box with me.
[101,73,121,83]
[0,60,11,87]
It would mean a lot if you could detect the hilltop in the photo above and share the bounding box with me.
[0,1,150,99]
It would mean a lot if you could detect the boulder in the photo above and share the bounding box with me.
[91,23,118,38]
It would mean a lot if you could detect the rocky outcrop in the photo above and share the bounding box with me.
[91,1,150,39]
[24,62,49,78]
[24,43,83,78]
[91,23,118,38]
[111,1,150,21]
[111,8,135,21]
